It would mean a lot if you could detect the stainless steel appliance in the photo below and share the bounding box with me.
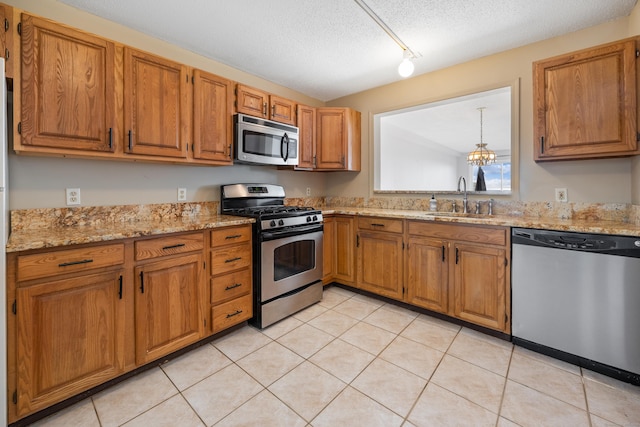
[512,228,640,385]
[221,184,322,328]
[234,114,299,166]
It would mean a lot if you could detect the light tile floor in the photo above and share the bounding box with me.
[31,286,640,427]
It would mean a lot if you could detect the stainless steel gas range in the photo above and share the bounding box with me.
[221,184,323,328]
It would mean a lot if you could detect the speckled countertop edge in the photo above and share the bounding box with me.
[6,214,255,253]
[321,207,640,238]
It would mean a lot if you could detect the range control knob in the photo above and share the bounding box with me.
[278,219,285,226]
[270,220,276,227]
[312,215,318,221]
[306,216,312,222]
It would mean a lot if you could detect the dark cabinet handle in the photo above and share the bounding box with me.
[162,243,186,250]
[442,245,446,262]
[263,102,268,116]
[108,127,113,149]
[140,271,145,293]
[226,309,243,318]
[225,257,242,263]
[540,136,544,154]
[58,259,93,267]
[225,234,242,240]
[455,248,459,264]
[118,275,123,300]
[371,223,385,227]
[225,283,242,291]
[128,130,132,151]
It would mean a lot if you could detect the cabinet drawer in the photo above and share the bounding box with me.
[211,293,253,333]
[17,243,125,282]
[408,221,507,246]
[211,243,251,275]
[135,232,204,260]
[358,217,403,233]
[211,269,252,304]
[211,225,252,247]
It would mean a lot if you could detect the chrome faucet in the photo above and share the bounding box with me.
[457,176,468,213]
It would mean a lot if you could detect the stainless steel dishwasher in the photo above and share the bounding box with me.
[511,228,640,385]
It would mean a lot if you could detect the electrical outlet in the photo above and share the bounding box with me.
[66,188,81,206]
[555,188,568,203]
[177,188,187,201]
[306,187,311,196]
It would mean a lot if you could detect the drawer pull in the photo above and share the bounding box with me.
[162,243,186,250]
[225,234,242,240]
[225,283,243,290]
[226,309,243,318]
[371,223,385,227]
[225,257,242,263]
[58,259,93,267]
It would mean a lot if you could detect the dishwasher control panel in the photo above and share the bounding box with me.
[512,228,640,257]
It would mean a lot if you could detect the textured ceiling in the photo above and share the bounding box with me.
[56,0,637,101]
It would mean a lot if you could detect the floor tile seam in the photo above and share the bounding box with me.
[275,322,339,360]
[213,388,307,426]
[164,353,234,394]
[360,308,419,335]
[443,351,509,378]
[495,343,515,426]
[455,329,515,354]
[265,371,349,424]
[505,357,591,411]
[512,346,584,377]
[502,377,592,417]
[579,368,630,427]
[424,382,503,419]
[107,390,187,427]
[233,349,306,388]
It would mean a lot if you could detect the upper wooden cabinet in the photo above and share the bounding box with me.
[296,104,316,169]
[0,4,14,78]
[19,13,117,153]
[296,105,361,171]
[236,84,296,125]
[533,37,640,161]
[124,47,190,158]
[316,107,361,171]
[192,69,234,163]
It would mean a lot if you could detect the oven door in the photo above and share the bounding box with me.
[260,226,323,302]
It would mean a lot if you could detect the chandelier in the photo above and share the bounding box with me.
[467,107,496,166]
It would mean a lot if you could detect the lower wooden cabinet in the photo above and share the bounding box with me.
[7,227,253,423]
[134,253,205,365]
[209,224,253,332]
[15,270,126,418]
[334,215,356,284]
[452,242,508,331]
[356,217,404,299]
[406,236,448,313]
[324,215,510,334]
[322,215,335,283]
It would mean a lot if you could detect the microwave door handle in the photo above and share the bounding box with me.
[281,133,290,162]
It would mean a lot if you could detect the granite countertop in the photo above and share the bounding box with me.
[322,207,640,238]
[7,214,255,253]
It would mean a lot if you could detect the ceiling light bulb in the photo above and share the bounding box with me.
[398,50,414,78]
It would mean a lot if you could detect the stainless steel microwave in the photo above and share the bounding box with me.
[234,114,299,166]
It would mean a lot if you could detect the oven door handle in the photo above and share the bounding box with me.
[281,132,290,162]
[261,224,323,241]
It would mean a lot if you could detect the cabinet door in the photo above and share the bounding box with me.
[322,215,335,283]
[124,47,189,158]
[316,108,346,169]
[16,271,125,417]
[21,14,116,152]
[406,236,448,313]
[236,84,268,117]
[296,104,316,169]
[452,243,507,332]
[135,254,204,364]
[534,38,639,161]
[192,69,233,163]
[269,95,296,125]
[356,231,403,299]
[334,216,355,284]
